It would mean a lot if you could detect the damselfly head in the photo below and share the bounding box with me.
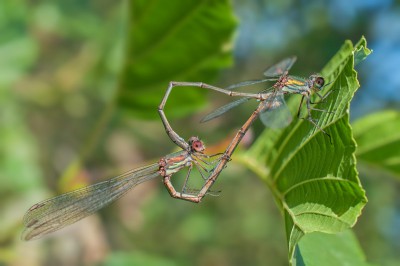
[188,136,205,153]
[309,75,325,92]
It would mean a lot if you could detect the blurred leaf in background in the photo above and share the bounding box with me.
[353,110,400,177]
[118,0,237,118]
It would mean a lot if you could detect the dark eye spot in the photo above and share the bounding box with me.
[316,77,325,87]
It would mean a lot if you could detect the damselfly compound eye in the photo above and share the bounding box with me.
[315,76,325,87]
[188,137,205,152]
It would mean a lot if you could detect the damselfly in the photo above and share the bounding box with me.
[22,137,220,241]
[201,57,333,141]
[160,57,333,142]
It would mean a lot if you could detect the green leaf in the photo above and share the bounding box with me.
[354,36,373,66]
[103,251,177,266]
[117,0,237,119]
[295,230,373,266]
[353,110,400,178]
[241,37,370,264]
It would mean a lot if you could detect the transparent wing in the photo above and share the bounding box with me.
[22,163,160,241]
[263,57,297,77]
[189,154,222,196]
[200,97,252,123]
[225,78,274,91]
[260,94,293,128]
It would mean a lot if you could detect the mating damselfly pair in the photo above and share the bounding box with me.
[22,57,332,241]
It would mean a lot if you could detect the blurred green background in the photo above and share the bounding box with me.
[1,0,399,265]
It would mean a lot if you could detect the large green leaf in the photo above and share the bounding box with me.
[295,230,372,266]
[117,0,237,118]
[104,251,176,266]
[353,110,400,178]
[240,37,370,264]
